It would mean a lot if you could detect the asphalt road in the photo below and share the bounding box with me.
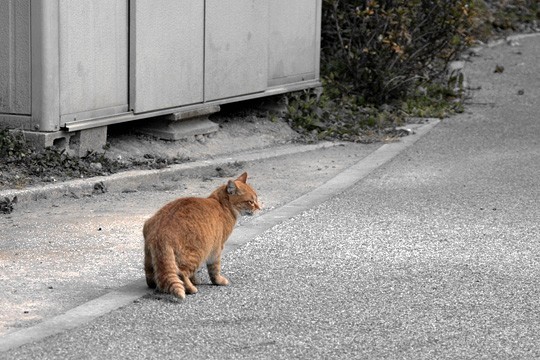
[1,34,540,359]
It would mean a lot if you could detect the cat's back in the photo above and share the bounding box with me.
[146,196,220,224]
[143,196,226,237]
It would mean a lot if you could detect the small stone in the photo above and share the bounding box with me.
[90,162,103,171]
[93,181,107,194]
[507,39,520,47]
[195,134,206,144]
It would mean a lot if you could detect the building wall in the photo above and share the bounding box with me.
[58,0,129,123]
[130,0,205,113]
[0,0,321,132]
[268,0,320,86]
[0,0,31,115]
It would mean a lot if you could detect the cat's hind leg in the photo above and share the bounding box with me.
[207,258,229,286]
[179,271,198,295]
[190,273,201,285]
[144,244,157,289]
[154,246,186,299]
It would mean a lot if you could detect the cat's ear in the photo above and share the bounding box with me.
[227,180,238,195]
[236,172,248,183]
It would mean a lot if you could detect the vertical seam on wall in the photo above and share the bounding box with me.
[57,1,61,126]
[9,0,15,111]
[203,0,206,102]
[127,0,131,109]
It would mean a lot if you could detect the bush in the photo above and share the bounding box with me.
[286,0,475,141]
[321,0,475,106]
[0,129,31,161]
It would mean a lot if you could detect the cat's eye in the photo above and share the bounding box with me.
[248,200,254,205]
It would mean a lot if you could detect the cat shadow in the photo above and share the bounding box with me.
[143,282,227,303]
[143,291,184,303]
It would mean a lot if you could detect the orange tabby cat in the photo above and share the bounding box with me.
[143,172,260,299]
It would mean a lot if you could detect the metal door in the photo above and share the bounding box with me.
[58,0,129,123]
[0,0,31,115]
[204,0,268,101]
[130,0,204,113]
[268,0,321,87]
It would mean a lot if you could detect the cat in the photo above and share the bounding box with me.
[143,172,260,299]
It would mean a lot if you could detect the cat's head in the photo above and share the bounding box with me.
[226,172,261,216]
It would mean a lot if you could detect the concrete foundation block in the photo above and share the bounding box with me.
[165,105,220,121]
[138,117,220,141]
[68,126,108,156]
[138,106,221,141]
[15,126,108,156]
[19,130,74,151]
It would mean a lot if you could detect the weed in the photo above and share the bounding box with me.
[0,129,189,190]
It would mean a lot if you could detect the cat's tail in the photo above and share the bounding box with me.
[148,244,186,300]
[144,243,157,289]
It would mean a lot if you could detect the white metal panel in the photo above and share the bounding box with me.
[130,0,204,113]
[205,0,268,101]
[0,0,31,115]
[268,0,320,86]
[58,0,128,122]
[30,1,61,131]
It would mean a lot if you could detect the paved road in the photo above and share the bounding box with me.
[1,35,540,359]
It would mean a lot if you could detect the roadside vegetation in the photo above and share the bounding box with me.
[1,0,538,189]
[286,0,539,141]
[0,128,187,190]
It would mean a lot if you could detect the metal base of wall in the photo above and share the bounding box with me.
[61,80,320,132]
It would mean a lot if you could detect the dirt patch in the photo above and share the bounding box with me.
[105,110,301,165]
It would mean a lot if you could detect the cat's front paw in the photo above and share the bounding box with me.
[211,275,229,286]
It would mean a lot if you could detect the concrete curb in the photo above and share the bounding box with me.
[0,118,440,353]
[486,32,540,47]
[469,32,540,54]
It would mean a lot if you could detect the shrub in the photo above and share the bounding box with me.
[0,129,31,160]
[286,0,475,140]
[321,0,475,106]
